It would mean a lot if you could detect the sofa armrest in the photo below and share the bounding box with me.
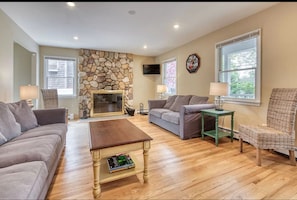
[179,104,216,139]
[148,100,167,110]
[33,108,67,125]
[181,104,216,114]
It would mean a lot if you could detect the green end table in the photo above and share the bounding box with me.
[201,109,235,146]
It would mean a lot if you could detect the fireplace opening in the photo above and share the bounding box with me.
[91,90,124,117]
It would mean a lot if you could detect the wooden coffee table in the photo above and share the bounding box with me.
[89,119,153,198]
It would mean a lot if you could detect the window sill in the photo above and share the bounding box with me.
[224,100,260,107]
[58,95,77,99]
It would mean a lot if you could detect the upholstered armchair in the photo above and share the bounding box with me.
[239,88,297,166]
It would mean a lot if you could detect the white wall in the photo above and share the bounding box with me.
[156,2,297,132]
[39,46,79,117]
[132,55,156,111]
[0,9,39,102]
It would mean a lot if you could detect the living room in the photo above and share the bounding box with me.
[2,2,297,131]
[1,2,297,199]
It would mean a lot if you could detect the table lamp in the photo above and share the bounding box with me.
[209,82,228,111]
[157,84,167,99]
[20,85,39,108]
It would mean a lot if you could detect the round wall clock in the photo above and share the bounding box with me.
[186,53,200,73]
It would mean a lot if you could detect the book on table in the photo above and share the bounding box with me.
[107,154,135,173]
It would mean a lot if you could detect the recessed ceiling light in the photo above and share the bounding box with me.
[73,36,79,40]
[174,24,179,29]
[67,2,75,7]
[128,10,136,15]
[143,45,147,49]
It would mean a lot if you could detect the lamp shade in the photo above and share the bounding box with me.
[157,85,167,93]
[20,85,39,100]
[209,82,228,96]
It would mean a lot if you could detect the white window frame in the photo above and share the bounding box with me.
[162,58,177,96]
[44,56,77,97]
[215,29,261,106]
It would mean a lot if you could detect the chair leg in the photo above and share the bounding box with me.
[239,138,243,153]
[256,148,261,166]
[289,150,296,166]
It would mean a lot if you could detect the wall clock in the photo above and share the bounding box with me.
[186,53,200,73]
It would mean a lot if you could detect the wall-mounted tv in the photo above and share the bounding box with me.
[143,64,160,75]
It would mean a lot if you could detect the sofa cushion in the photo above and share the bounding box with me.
[163,95,178,109]
[189,96,209,105]
[169,95,192,112]
[8,100,38,132]
[12,123,67,143]
[161,111,180,125]
[0,102,22,145]
[0,161,48,200]
[149,108,172,118]
[0,134,62,171]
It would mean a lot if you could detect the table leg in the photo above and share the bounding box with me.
[91,151,101,199]
[143,141,150,183]
[215,116,219,146]
[201,113,205,140]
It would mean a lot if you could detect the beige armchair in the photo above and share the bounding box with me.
[239,88,297,166]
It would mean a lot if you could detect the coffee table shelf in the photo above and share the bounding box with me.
[100,153,143,184]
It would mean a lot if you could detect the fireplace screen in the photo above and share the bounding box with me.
[91,90,124,117]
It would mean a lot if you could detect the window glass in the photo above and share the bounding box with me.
[216,29,261,105]
[163,59,177,95]
[44,57,76,96]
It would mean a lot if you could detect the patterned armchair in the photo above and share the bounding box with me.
[239,88,297,166]
[41,89,59,109]
[41,89,68,123]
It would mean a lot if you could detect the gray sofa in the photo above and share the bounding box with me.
[148,95,216,139]
[0,100,67,199]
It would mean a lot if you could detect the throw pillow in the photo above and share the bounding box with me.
[189,96,209,105]
[0,102,22,145]
[169,95,192,112]
[8,100,38,132]
[163,95,178,109]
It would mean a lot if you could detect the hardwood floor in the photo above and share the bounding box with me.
[47,115,297,199]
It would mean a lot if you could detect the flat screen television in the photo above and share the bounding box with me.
[143,64,161,75]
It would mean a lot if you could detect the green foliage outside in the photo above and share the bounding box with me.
[224,48,256,99]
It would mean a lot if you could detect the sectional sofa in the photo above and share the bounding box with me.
[0,100,67,199]
[148,95,216,139]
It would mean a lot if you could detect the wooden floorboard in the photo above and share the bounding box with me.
[46,114,297,199]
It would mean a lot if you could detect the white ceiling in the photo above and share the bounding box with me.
[0,2,279,56]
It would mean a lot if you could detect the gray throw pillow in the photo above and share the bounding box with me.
[163,95,178,109]
[189,96,209,105]
[169,95,192,112]
[8,100,38,132]
[0,102,22,145]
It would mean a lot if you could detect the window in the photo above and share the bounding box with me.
[162,59,177,95]
[215,29,261,105]
[44,56,76,97]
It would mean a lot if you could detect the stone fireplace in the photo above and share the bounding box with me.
[78,49,133,118]
[90,90,124,117]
